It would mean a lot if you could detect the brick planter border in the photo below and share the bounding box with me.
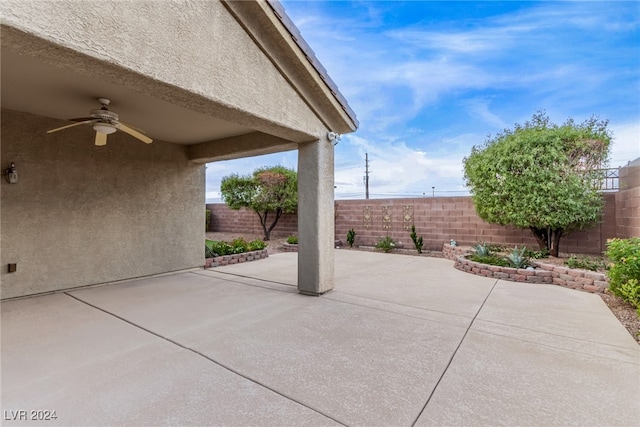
[205,248,269,268]
[282,243,298,252]
[442,244,608,294]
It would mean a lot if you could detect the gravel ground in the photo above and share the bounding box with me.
[205,233,639,344]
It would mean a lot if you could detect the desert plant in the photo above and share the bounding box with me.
[409,224,424,254]
[347,228,356,248]
[605,238,640,314]
[506,246,529,268]
[205,245,217,258]
[565,255,607,272]
[375,236,395,253]
[473,242,492,257]
[287,235,298,244]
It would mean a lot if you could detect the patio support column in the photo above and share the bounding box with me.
[297,136,335,295]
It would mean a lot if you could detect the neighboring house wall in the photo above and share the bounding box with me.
[207,192,620,254]
[1,109,204,299]
[615,160,640,238]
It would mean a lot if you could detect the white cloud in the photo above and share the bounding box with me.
[334,134,471,199]
[609,121,640,167]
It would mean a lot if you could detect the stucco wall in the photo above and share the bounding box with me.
[1,109,204,299]
[1,0,327,143]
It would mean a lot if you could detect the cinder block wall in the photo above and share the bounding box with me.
[206,204,297,238]
[208,192,620,254]
[615,161,640,238]
[334,195,617,254]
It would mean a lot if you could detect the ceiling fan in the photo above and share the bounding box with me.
[46,98,153,146]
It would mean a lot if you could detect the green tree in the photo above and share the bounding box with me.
[463,111,611,257]
[220,166,297,241]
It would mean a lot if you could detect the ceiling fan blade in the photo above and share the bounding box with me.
[116,122,153,144]
[68,117,94,122]
[47,119,95,134]
[95,132,107,146]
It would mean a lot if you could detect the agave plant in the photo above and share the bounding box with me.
[506,246,529,269]
[473,242,491,257]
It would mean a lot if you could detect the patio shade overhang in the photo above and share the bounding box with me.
[0,0,357,158]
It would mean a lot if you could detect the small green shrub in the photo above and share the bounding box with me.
[473,242,492,257]
[375,236,395,253]
[206,238,266,257]
[248,239,266,251]
[287,235,298,244]
[524,247,549,259]
[605,238,640,314]
[565,255,606,272]
[469,254,510,267]
[410,224,424,254]
[230,238,249,254]
[206,240,232,256]
[506,246,529,268]
[347,228,356,247]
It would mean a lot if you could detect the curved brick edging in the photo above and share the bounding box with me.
[282,243,298,252]
[205,248,269,268]
[443,244,608,294]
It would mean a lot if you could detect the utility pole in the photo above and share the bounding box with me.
[364,152,370,199]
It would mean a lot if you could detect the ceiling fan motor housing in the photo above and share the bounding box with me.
[90,108,119,123]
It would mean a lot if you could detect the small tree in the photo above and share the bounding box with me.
[463,111,611,257]
[220,166,297,241]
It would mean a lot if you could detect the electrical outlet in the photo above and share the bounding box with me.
[8,263,17,273]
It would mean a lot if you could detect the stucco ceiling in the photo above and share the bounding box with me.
[0,49,254,145]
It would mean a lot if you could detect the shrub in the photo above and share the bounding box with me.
[375,236,395,253]
[347,229,356,248]
[206,240,233,256]
[248,239,266,251]
[410,224,424,254]
[605,238,640,314]
[565,255,606,272]
[468,253,510,267]
[506,246,529,268]
[206,238,266,257]
[524,247,549,259]
[230,238,249,254]
[287,235,298,244]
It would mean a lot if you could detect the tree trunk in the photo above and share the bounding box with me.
[257,210,270,241]
[256,209,284,241]
[529,226,564,257]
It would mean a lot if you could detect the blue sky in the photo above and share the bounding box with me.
[206,0,640,201]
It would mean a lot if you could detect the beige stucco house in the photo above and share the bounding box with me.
[0,0,357,299]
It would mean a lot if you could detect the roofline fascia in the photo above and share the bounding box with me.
[222,0,358,135]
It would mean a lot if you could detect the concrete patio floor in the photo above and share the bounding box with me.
[2,251,639,426]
